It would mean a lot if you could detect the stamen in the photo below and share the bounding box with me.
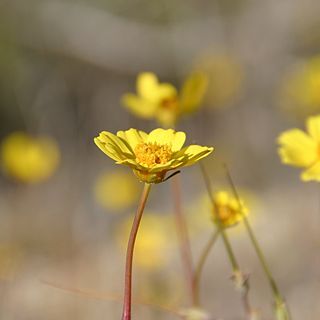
[134,143,172,168]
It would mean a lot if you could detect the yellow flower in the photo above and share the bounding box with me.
[1,132,60,183]
[277,115,320,181]
[116,213,173,270]
[94,170,140,211]
[122,72,208,127]
[212,190,248,228]
[179,308,210,320]
[94,128,213,184]
[279,56,320,118]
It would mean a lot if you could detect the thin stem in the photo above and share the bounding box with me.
[193,230,219,306]
[199,163,239,271]
[224,165,282,299]
[171,175,196,306]
[122,183,151,320]
[199,163,255,319]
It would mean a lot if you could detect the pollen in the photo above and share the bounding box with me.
[134,142,172,167]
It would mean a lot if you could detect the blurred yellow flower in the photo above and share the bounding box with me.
[212,190,248,228]
[116,213,173,270]
[279,56,320,118]
[122,72,208,127]
[277,115,320,181]
[94,128,213,184]
[1,132,60,183]
[194,53,243,109]
[179,307,210,320]
[94,170,140,211]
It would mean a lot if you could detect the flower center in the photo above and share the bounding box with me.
[161,97,178,110]
[134,142,172,167]
[215,205,234,222]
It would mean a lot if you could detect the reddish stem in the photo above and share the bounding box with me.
[122,183,151,320]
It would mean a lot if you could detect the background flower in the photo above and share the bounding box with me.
[277,114,320,181]
[1,132,60,184]
[94,170,140,212]
[122,72,208,127]
[279,56,320,118]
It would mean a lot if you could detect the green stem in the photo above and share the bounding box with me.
[193,230,219,306]
[199,163,255,320]
[224,165,282,300]
[199,163,239,271]
[122,183,151,320]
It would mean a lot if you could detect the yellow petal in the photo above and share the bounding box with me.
[94,138,123,162]
[137,72,177,103]
[147,128,186,152]
[301,161,320,181]
[277,129,317,167]
[122,94,158,118]
[306,115,320,141]
[97,131,133,155]
[117,128,148,150]
[175,145,214,166]
[137,72,161,102]
[156,83,177,101]
[179,72,208,114]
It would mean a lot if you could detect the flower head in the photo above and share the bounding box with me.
[94,128,213,184]
[122,72,208,127]
[1,132,60,183]
[277,115,320,181]
[212,190,248,228]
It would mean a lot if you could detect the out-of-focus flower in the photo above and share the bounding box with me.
[94,128,213,184]
[116,213,173,270]
[277,114,320,181]
[1,132,60,183]
[279,55,320,118]
[187,189,255,235]
[194,53,244,109]
[211,190,248,228]
[179,307,211,320]
[94,170,140,212]
[122,72,208,127]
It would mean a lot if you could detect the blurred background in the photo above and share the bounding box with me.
[1,0,320,319]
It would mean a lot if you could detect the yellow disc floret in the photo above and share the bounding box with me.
[134,142,172,168]
[212,191,248,228]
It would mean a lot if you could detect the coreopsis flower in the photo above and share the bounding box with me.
[277,115,320,181]
[122,72,208,127]
[279,55,320,118]
[94,128,213,184]
[116,213,173,270]
[94,170,140,211]
[211,190,248,228]
[1,132,60,183]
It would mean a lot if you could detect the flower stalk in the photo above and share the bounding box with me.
[224,165,290,320]
[122,183,151,320]
[199,163,255,319]
[193,230,219,306]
